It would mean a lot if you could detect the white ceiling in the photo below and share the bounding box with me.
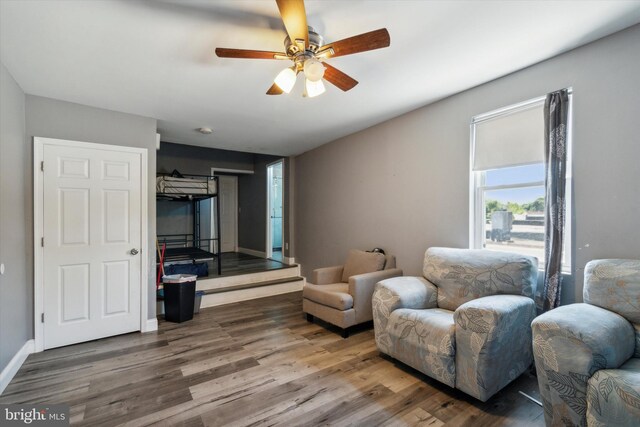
[2,1,640,156]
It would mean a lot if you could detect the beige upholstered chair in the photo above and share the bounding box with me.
[303,249,403,337]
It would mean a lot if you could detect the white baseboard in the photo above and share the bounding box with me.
[283,256,295,264]
[237,247,267,258]
[0,339,34,395]
[143,318,158,333]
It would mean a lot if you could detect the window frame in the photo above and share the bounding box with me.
[469,92,573,273]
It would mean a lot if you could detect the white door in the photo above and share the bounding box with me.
[42,144,142,349]
[217,175,237,253]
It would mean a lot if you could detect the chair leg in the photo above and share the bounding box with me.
[306,313,314,323]
[341,328,349,339]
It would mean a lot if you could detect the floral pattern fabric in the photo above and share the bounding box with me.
[387,308,456,387]
[541,89,569,312]
[455,295,536,401]
[373,248,538,402]
[373,276,437,355]
[422,247,538,311]
[532,303,635,427]
[584,259,640,357]
[587,358,640,427]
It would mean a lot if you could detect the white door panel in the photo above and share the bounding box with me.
[43,145,142,349]
[218,175,237,253]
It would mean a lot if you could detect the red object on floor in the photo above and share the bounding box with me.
[156,243,166,289]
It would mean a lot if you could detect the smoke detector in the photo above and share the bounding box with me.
[197,127,213,134]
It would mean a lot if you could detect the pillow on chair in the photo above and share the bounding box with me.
[341,250,386,282]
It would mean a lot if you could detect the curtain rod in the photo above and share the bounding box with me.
[471,87,573,124]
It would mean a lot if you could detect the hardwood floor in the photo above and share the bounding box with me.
[204,252,291,278]
[1,292,544,426]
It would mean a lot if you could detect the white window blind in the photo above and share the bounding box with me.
[472,102,544,171]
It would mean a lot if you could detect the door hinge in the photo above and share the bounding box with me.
[41,161,44,171]
[41,313,44,323]
[41,237,44,247]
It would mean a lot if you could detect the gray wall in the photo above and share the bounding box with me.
[294,24,640,305]
[283,157,295,259]
[0,62,30,373]
[157,142,286,255]
[25,95,158,318]
[157,142,254,175]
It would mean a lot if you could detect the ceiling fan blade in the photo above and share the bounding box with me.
[322,28,390,58]
[266,83,284,95]
[215,48,286,60]
[323,63,358,91]
[275,0,309,49]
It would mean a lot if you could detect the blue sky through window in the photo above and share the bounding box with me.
[485,163,544,204]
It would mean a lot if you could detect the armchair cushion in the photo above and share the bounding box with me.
[303,283,353,310]
[454,294,536,401]
[389,308,456,356]
[587,357,640,427]
[387,308,456,387]
[532,303,635,426]
[423,247,537,311]
[584,259,640,357]
[341,249,386,283]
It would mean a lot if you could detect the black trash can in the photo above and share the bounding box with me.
[162,274,197,323]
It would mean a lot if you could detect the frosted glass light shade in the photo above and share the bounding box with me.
[274,68,296,93]
[303,59,325,82]
[305,79,325,98]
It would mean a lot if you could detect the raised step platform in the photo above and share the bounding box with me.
[156,264,304,314]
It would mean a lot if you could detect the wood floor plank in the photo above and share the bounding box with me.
[0,291,543,426]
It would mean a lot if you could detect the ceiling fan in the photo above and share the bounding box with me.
[215,0,390,97]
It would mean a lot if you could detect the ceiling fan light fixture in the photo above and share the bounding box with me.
[274,67,297,93]
[303,58,325,82]
[305,78,325,98]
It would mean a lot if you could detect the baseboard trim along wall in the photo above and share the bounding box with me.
[143,318,158,333]
[237,247,267,258]
[283,256,295,264]
[0,339,34,395]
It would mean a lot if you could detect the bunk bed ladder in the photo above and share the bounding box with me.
[193,199,200,251]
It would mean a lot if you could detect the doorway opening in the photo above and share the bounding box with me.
[266,160,284,261]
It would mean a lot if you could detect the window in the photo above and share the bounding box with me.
[470,94,572,271]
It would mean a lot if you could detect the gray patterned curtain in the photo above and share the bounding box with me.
[541,89,569,311]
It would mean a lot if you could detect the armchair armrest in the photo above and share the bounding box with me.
[312,265,344,285]
[454,295,536,401]
[372,276,437,354]
[531,303,635,427]
[349,268,403,324]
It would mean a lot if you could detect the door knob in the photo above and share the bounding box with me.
[130,248,139,255]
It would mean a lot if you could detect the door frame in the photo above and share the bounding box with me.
[211,168,251,253]
[265,159,285,260]
[33,137,149,353]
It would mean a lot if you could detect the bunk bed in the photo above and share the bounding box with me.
[156,173,221,276]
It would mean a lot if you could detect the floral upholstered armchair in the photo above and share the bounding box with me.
[532,259,640,427]
[372,247,538,402]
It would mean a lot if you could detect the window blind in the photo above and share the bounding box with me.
[472,102,544,171]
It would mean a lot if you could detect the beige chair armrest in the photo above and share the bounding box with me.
[349,268,403,323]
[312,265,344,285]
